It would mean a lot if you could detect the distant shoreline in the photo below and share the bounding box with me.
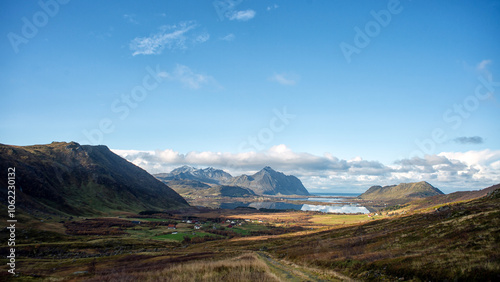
[310,192,360,197]
[278,193,361,198]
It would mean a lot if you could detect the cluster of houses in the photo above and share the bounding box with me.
[224,219,244,228]
[181,219,203,230]
[163,218,266,234]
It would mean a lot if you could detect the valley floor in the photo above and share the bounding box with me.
[1,192,499,281]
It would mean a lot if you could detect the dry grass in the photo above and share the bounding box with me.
[87,253,281,282]
[309,213,370,226]
[266,195,500,281]
[227,212,311,226]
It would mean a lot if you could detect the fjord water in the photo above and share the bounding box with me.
[220,193,369,214]
[300,204,369,214]
[297,193,369,213]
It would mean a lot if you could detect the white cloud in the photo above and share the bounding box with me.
[113,146,500,193]
[194,33,210,44]
[229,10,256,21]
[270,73,299,86]
[129,21,207,56]
[161,64,217,89]
[221,33,235,41]
[392,150,500,191]
[439,149,500,169]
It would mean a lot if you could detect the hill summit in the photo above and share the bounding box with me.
[227,166,310,196]
[0,142,188,216]
[358,181,443,201]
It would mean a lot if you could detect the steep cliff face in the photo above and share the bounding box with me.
[0,142,188,216]
[227,166,310,196]
[156,166,310,196]
[155,165,233,184]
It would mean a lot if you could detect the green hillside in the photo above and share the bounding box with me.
[359,181,444,202]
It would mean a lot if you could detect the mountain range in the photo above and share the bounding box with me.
[155,165,233,184]
[155,165,310,196]
[0,141,461,218]
[0,142,188,216]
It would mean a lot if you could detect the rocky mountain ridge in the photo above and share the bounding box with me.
[226,166,310,195]
[155,165,233,184]
[155,165,310,196]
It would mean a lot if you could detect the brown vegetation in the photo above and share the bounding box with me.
[64,218,136,235]
[2,187,499,281]
[85,253,280,282]
[265,194,500,281]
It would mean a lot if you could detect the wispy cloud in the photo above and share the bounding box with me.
[194,33,210,44]
[228,10,256,21]
[129,21,207,56]
[113,146,500,192]
[454,136,484,144]
[161,64,217,89]
[221,33,235,41]
[270,73,299,86]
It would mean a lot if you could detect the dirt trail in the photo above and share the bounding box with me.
[257,252,356,282]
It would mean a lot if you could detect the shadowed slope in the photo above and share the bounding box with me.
[0,142,188,216]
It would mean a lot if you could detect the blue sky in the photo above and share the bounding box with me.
[1,0,500,193]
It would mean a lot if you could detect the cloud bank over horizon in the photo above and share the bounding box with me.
[113,145,500,193]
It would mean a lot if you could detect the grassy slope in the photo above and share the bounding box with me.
[359,181,443,202]
[264,192,500,281]
[406,183,500,212]
[0,142,188,216]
